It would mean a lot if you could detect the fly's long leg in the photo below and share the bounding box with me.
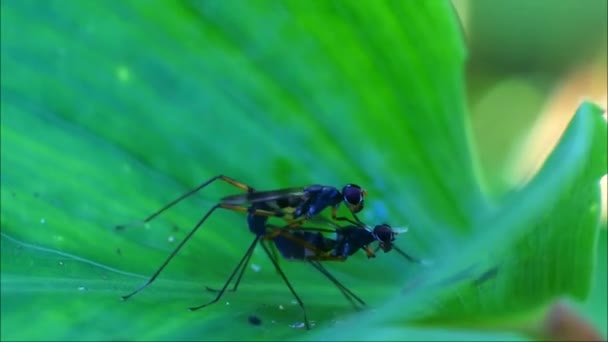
[393,246,421,263]
[333,216,361,225]
[260,239,310,330]
[189,235,261,311]
[120,201,281,300]
[205,237,256,293]
[308,260,366,311]
[115,175,254,230]
[121,204,224,300]
[331,206,361,224]
[373,244,418,262]
[120,207,286,299]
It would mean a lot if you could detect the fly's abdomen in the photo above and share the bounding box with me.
[273,231,334,260]
[248,203,270,235]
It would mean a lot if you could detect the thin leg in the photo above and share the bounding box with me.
[363,246,377,259]
[333,216,361,225]
[189,235,261,311]
[393,246,421,264]
[205,237,256,293]
[331,207,361,224]
[219,204,281,218]
[270,241,280,268]
[308,260,366,310]
[121,204,222,300]
[208,224,325,293]
[280,225,337,235]
[260,240,310,330]
[307,255,347,261]
[120,203,286,299]
[115,175,254,230]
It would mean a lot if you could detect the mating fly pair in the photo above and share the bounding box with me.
[117,175,419,329]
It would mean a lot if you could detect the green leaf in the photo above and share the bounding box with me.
[1,0,605,341]
[310,102,607,340]
[576,228,608,338]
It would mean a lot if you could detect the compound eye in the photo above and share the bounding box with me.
[342,184,364,205]
[373,224,394,243]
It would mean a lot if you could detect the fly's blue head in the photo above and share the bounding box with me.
[372,224,396,252]
[342,184,366,213]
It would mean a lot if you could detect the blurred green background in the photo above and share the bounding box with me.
[454,0,607,199]
[1,0,606,341]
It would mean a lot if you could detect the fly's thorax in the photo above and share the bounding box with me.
[299,185,342,218]
[331,226,375,257]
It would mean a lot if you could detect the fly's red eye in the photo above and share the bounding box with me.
[342,184,363,205]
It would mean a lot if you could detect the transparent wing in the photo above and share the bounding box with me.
[220,187,306,205]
